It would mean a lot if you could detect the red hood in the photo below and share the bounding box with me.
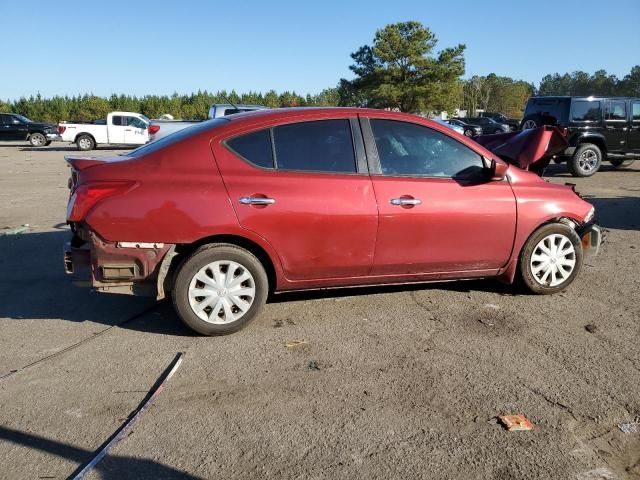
[474,126,568,169]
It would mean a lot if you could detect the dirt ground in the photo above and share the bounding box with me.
[0,141,639,480]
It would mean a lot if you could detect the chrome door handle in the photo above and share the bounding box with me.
[390,198,422,206]
[239,196,275,205]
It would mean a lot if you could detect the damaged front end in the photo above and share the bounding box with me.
[475,126,569,175]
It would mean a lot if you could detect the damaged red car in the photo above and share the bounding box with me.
[64,108,602,335]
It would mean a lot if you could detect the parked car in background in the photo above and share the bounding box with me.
[58,112,150,151]
[149,104,268,142]
[447,118,483,137]
[431,117,464,135]
[0,113,60,146]
[479,112,520,131]
[63,108,601,335]
[521,96,640,176]
[463,117,511,134]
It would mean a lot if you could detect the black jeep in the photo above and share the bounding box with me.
[521,96,640,177]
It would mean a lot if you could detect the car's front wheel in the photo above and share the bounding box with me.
[519,223,583,294]
[464,129,474,137]
[29,132,46,147]
[172,244,269,335]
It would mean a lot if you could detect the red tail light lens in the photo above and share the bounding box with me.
[58,126,67,134]
[148,125,160,135]
[67,182,135,221]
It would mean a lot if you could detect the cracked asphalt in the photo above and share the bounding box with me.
[0,142,639,479]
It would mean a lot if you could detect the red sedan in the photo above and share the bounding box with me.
[63,108,602,335]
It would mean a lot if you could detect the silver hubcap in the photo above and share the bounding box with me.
[578,149,598,172]
[32,135,44,145]
[79,138,91,149]
[522,120,537,130]
[188,260,256,324]
[530,234,576,287]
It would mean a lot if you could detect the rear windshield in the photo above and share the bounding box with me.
[524,98,570,125]
[129,118,229,156]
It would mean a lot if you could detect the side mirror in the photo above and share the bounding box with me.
[488,159,509,180]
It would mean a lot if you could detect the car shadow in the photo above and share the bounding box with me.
[0,426,202,479]
[581,195,640,231]
[542,162,639,177]
[0,229,194,337]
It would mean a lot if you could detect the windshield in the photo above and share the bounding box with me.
[14,114,32,123]
[139,114,150,124]
[129,118,229,157]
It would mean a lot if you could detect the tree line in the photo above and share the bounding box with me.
[1,21,638,122]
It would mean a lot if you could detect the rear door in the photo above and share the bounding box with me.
[214,117,378,281]
[604,99,629,153]
[363,117,516,276]
[124,116,148,144]
[108,115,126,144]
[0,114,10,140]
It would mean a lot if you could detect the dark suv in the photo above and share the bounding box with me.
[521,96,640,177]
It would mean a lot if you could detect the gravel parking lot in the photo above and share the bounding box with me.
[0,141,639,479]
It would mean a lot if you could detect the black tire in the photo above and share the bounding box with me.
[519,223,583,295]
[172,243,269,335]
[521,115,541,130]
[29,132,46,147]
[568,143,601,177]
[76,134,95,151]
[45,140,52,146]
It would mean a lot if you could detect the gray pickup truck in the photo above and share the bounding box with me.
[149,104,267,142]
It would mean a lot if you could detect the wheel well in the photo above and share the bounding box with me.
[576,137,607,155]
[74,132,96,144]
[171,234,277,293]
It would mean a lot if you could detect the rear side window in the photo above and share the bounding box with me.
[226,129,274,169]
[370,119,484,179]
[525,98,569,125]
[112,115,123,126]
[633,102,640,121]
[606,101,627,121]
[572,101,601,122]
[273,119,356,173]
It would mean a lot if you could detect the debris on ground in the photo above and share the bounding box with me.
[618,416,640,434]
[285,339,307,348]
[307,360,320,371]
[478,318,495,327]
[1,224,30,236]
[585,324,598,333]
[499,414,534,431]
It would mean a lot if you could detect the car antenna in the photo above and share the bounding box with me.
[222,95,241,112]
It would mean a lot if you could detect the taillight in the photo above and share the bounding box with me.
[58,125,66,134]
[148,125,160,135]
[67,182,135,221]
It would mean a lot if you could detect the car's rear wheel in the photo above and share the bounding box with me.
[519,223,583,294]
[29,133,46,147]
[172,244,268,335]
[521,116,540,130]
[569,143,601,177]
[76,134,95,151]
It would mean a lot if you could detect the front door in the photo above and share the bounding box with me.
[364,118,516,275]
[629,100,640,153]
[213,117,378,281]
[604,99,629,153]
[124,116,148,145]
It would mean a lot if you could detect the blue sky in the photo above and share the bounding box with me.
[1,0,638,100]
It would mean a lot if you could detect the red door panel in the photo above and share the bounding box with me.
[371,176,516,275]
[212,119,378,281]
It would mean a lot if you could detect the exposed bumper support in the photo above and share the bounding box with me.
[577,222,604,259]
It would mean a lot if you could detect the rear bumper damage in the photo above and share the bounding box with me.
[64,224,174,297]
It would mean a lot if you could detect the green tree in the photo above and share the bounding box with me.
[342,21,465,113]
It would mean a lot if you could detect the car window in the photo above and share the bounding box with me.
[127,117,147,129]
[633,102,640,122]
[112,115,124,126]
[606,101,627,121]
[0,114,7,125]
[273,119,356,173]
[525,98,569,125]
[572,100,601,122]
[370,119,484,179]
[226,129,274,169]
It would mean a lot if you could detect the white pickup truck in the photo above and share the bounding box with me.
[58,112,150,150]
